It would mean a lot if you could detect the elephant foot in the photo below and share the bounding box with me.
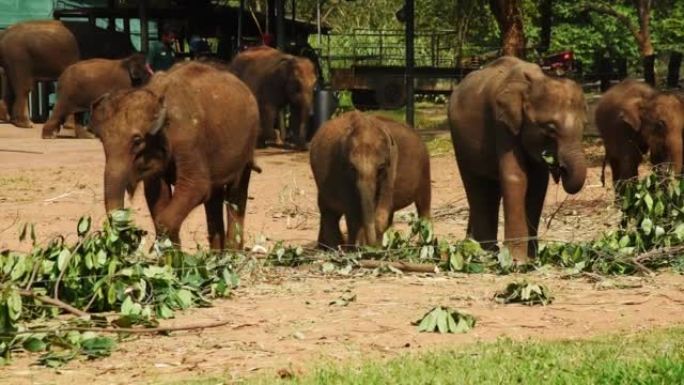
[12,118,33,128]
[75,125,96,139]
[41,129,58,139]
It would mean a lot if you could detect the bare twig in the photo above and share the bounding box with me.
[53,241,85,300]
[545,195,570,230]
[358,259,438,274]
[19,289,90,318]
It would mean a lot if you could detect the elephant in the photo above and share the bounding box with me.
[310,111,431,249]
[89,62,260,250]
[595,79,684,187]
[229,46,317,149]
[42,54,151,139]
[448,56,588,262]
[0,20,135,128]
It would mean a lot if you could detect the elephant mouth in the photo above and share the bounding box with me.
[549,165,562,184]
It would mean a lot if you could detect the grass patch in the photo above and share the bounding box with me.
[424,134,453,157]
[166,327,684,385]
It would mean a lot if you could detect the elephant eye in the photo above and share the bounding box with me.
[131,135,145,150]
[656,120,667,130]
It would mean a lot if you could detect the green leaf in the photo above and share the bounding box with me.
[644,193,654,212]
[121,296,135,315]
[640,218,653,235]
[435,308,449,334]
[57,249,71,272]
[175,289,193,309]
[22,337,47,353]
[77,216,92,237]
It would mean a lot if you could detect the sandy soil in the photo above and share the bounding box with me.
[1,122,682,385]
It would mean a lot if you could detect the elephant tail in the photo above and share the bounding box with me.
[600,156,607,187]
[249,160,262,174]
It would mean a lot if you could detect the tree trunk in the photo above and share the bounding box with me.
[539,0,552,53]
[585,1,655,85]
[489,0,526,58]
[667,52,682,88]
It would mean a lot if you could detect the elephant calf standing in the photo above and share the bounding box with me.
[229,46,317,149]
[89,62,259,250]
[42,54,150,139]
[596,79,684,187]
[310,111,431,249]
[448,56,588,262]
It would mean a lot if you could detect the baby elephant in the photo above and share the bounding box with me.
[42,53,150,139]
[596,79,684,187]
[310,111,431,249]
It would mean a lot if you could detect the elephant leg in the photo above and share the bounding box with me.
[461,173,500,252]
[415,170,432,219]
[225,166,252,250]
[276,110,286,146]
[345,212,363,249]
[74,112,94,139]
[258,106,277,147]
[204,188,226,251]
[0,100,9,122]
[317,197,343,250]
[525,164,549,258]
[144,177,173,222]
[499,150,529,262]
[150,178,204,247]
[42,100,69,139]
[7,66,33,128]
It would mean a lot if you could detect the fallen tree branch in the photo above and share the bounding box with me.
[18,289,90,318]
[8,319,232,335]
[357,259,439,273]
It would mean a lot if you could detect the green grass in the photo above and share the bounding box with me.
[164,327,684,385]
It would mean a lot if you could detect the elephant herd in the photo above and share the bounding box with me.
[1,20,682,264]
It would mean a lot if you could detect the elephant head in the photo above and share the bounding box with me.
[89,89,169,212]
[123,53,152,87]
[282,56,317,146]
[343,114,397,246]
[639,92,684,174]
[495,67,587,194]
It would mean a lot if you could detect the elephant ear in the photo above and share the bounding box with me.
[88,93,113,138]
[148,96,168,136]
[125,54,149,86]
[619,97,644,131]
[494,72,533,135]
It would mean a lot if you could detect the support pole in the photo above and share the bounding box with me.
[405,0,415,127]
[139,0,149,54]
[276,0,286,50]
[317,0,321,46]
[237,0,245,49]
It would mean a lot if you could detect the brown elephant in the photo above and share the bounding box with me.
[42,54,151,139]
[0,20,135,128]
[595,79,684,187]
[89,62,260,250]
[310,111,431,249]
[448,56,588,262]
[229,46,317,149]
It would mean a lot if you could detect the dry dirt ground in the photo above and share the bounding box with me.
[1,122,683,385]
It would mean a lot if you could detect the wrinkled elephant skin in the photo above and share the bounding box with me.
[596,79,684,187]
[310,111,431,249]
[229,46,316,149]
[448,56,588,262]
[0,20,135,128]
[42,54,150,139]
[89,62,260,250]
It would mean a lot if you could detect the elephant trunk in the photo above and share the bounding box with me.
[290,101,312,148]
[104,163,128,213]
[665,135,683,175]
[357,178,378,246]
[557,145,587,194]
